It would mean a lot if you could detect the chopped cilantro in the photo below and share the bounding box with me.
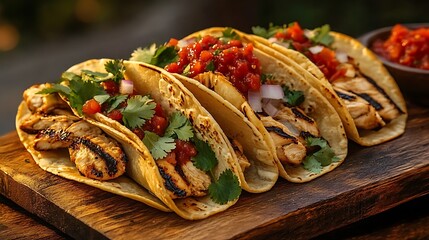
[311,24,334,46]
[130,45,157,63]
[143,131,176,160]
[303,137,337,173]
[104,60,125,83]
[93,94,110,104]
[220,28,240,42]
[260,73,274,84]
[130,44,178,68]
[81,70,110,82]
[121,95,156,129]
[208,169,241,204]
[251,24,282,39]
[164,112,194,141]
[191,137,218,172]
[282,86,304,106]
[106,95,128,112]
[205,61,215,71]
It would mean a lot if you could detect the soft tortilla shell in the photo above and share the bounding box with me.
[250,32,407,146]
[16,101,170,212]
[183,28,348,182]
[66,59,240,220]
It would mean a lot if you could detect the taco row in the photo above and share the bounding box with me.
[16,24,406,220]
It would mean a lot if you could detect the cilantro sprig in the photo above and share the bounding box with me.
[303,137,338,173]
[311,24,334,46]
[122,95,156,129]
[104,59,125,83]
[251,23,283,39]
[164,112,194,141]
[282,86,304,106]
[130,44,178,68]
[220,28,240,42]
[143,131,176,160]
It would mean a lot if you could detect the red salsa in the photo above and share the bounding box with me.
[273,22,343,81]
[165,35,262,95]
[372,24,429,70]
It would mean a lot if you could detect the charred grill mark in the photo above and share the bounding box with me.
[361,73,404,114]
[356,93,383,111]
[335,90,356,101]
[159,167,187,198]
[292,108,314,123]
[73,137,120,177]
[37,129,71,141]
[175,164,189,185]
[300,131,316,139]
[91,168,103,178]
[265,126,297,143]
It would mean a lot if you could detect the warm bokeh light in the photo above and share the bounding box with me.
[75,0,101,23]
[0,22,19,51]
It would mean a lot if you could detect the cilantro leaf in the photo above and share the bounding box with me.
[205,61,215,71]
[303,156,323,174]
[208,169,241,204]
[106,95,128,112]
[130,45,157,63]
[311,24,334,46]
[104,60,125,83]
[150,45,179,68]
[251,24,283,39]
[282,86,305,106]
[191,137,217,172]
[220,28,240,42]
[37,83,71,96]
[164,112,194,141]
[93,94,110,105]
[303,137,336,173]
[122,95,156,129]
[81,70,111,82]
[143,131,176,160]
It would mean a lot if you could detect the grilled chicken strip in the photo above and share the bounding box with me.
[230,139,250,171]
[23,84,68,114]
[157,158,211,199]
[332,63,401,122]
[274,105,320,137]
[260,115,307,165]
[67,121,127,181]
[20,113,79,134]
[335,88,385,130]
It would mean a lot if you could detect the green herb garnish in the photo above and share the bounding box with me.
[303,137,338,173]
[221,28,240,42]
[164,112,194,141]
[130,44,178,68]
[208,169,241,204]
[311,24,334,46]
[121,95,156,129]
[282,86,304,106]
[143,131,176,160]
[104,59,125,83]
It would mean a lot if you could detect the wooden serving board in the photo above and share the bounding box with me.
[1,102,428,240]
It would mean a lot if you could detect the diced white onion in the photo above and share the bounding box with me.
[119,80,134,94]
[336,51,348,63]
[248,90,262,112]
[262,100,279,117]
[304,29,315,39]
[260,84,284,100]
[308,45,324,54]
[178,38,196,48]
[268,37,277,43]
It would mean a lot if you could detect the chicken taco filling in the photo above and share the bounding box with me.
[19,83,128,181]
[34,60,241,204]
[131,29,339,174]
[252,22,404,131]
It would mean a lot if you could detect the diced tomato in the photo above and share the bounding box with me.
[287,22,306,43]
[174,139,197,165]
[164,152,177,165]
[132,127,145,139]
[165,62,180,73]
[82,99,101,115]
[199,50,213,62]
[101,80,119,95]
[144,115,168,136]
[107,109,123,122]
[154,103,166,118]
[167,38,179,46]
[329,68,347,82]
[228,39,243,48]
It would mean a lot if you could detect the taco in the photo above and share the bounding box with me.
[251,22,407,146]
[131,27,348,182]
[16,59,244,220]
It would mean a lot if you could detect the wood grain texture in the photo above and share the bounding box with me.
[0,196,66,240]
[0,102,428,240]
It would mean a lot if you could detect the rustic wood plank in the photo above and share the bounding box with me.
[0,102,428,239]
[0,196,67,240]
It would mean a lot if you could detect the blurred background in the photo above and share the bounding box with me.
[1,0,428,135]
